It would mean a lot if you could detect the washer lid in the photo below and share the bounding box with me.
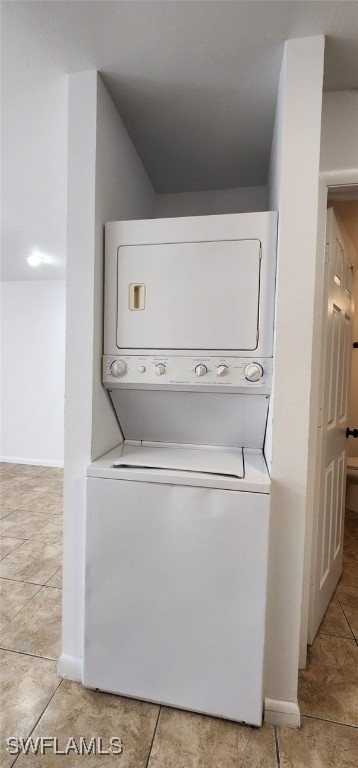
[347,457,358,470]
[113,443,244,479]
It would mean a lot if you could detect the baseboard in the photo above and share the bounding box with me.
[264,698,301,728]
[0,456,64,468]
[58,654,83,683]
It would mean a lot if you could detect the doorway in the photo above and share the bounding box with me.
[297,188,358,725]
[308,190,358,646]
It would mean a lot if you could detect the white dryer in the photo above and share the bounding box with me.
[83,212,277,726]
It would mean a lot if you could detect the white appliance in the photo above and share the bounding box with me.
[83,212,277,726]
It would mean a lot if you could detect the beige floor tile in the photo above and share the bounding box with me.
[319,594,354,638]
[340,552,358,588]
[46,567,62,588]
[15,679,159,767]
[0,578,41,630]
[147,707,277,768]
[20,478,63,495]
[298,634,358,726]
[336,585,358,639]
[0,648,60,768]
[0,540,62,585]
[0,537,25,560]
[0,478,21,492]
[4,478,44,492]
[0,462,24,471]
[30,515,62,544]
[1,466,32,476]
[48,489,63,501]
[344,528,358,555]
[344,529,358,556]
[39,467,63,481]
[3,479,48,495]
[278,716,358,768]
[0,585,62,660]
[18,493,63,515]
[345,510,358,538]
[340,516,358,587]
[0,493,20,510]
[0,510,53,540]
[1,489,46,511]
[1,464,47,478]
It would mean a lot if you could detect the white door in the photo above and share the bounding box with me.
[116,239,261,351]
[308,208,354,642]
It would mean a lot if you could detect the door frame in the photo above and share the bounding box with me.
[299,169,358,667]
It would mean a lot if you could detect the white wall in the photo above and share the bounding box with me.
[0,280,66,465]
[155,185,267,218]
[92,77,156,460]
[320,91,358,178]
[61,72,155,679]
[265,36,324,718]
[1,28,68,281]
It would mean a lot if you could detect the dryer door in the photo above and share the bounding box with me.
[116,239,261,351]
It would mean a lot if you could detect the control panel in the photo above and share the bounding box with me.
[103,355,272,393]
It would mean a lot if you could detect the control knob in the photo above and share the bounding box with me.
[155,364,166,375]
[244,362,264,382]
[195,364,208,377]
[217,365,228,377]
[110,359,127,378]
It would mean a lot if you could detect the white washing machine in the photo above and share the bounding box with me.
[83,212,277,726]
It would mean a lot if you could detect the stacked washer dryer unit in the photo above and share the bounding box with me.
[83,212,277,726]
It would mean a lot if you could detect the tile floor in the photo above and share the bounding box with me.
[0,462,357,767]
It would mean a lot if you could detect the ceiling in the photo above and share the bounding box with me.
[2,1,358,280]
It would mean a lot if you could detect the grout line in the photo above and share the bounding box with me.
[314,632,357,647]
[0,575,55,586]
[335,591,357,640]
[302,713,358,729]
[145,706,161,768]
[0,645,60,663]
[0,510,19,520]
[0,537,27,550]
[320,628,354,640]
[1,511,58,524]
[274,726,281,768]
